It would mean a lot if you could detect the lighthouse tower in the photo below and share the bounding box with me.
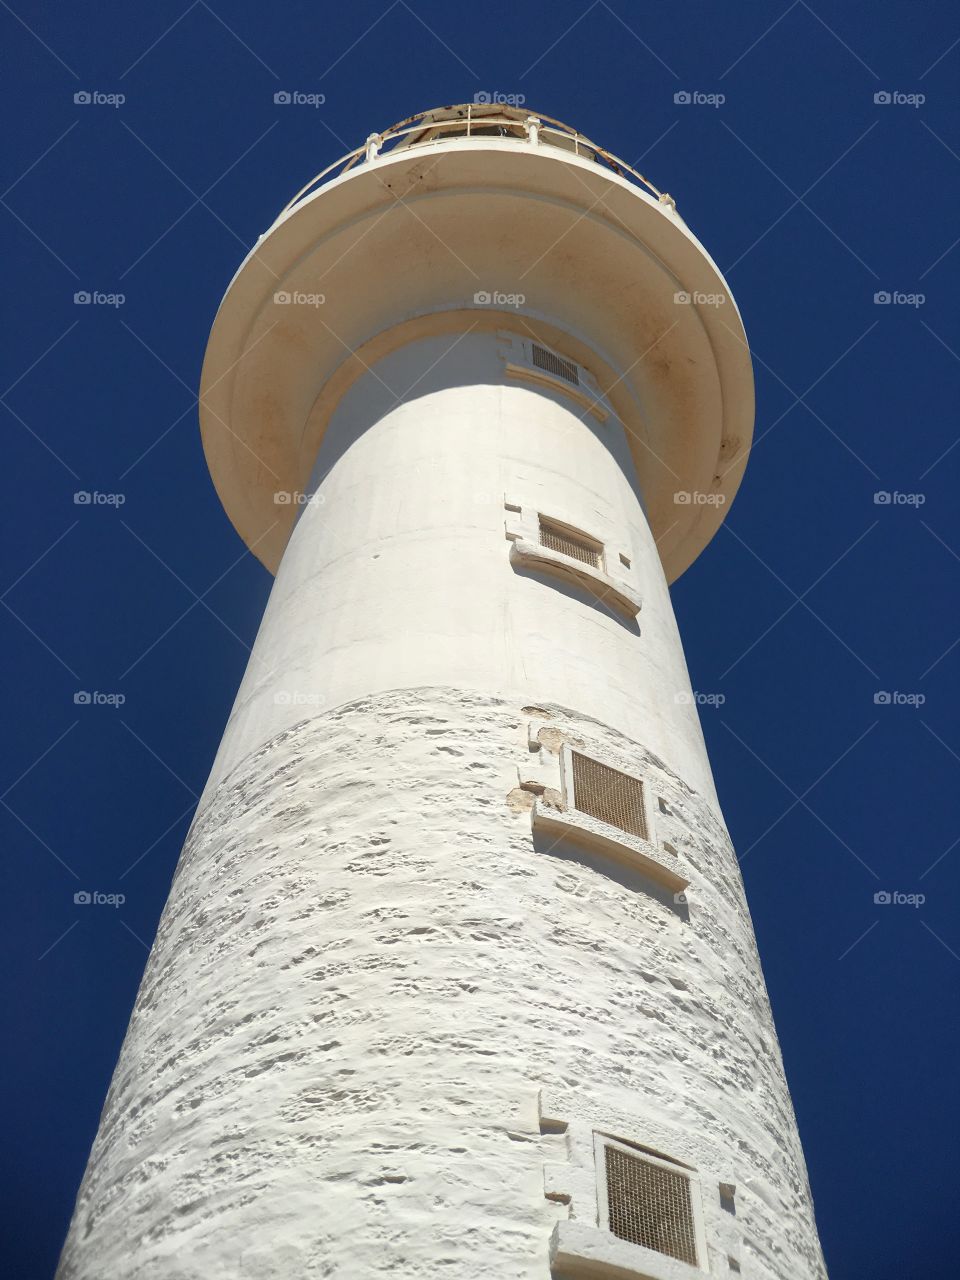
[59,106,827,1280]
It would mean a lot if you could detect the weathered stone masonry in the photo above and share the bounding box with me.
[60,691,824,1279]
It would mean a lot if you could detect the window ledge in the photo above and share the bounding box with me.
[509,538,642,620]
[532,799,689,892]
[550,1221,705,1280]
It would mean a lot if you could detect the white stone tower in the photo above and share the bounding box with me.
[59,106,827,1280]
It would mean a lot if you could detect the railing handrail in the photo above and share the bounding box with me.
[277,106,668,221]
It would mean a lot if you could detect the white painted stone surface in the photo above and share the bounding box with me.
[59,332,827,1278]
[200,333,718,809]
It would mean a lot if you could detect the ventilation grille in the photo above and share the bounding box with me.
[532,343,580,385]
[604,1144,698,1267]
[539,518,601,569]
[571,752,647,840]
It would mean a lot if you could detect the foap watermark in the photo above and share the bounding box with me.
[874,90,924,108]
[474,91,526,106]
[674,290,726,307]
[675,691,726,708]
[74,490,125,506]
[273,490,324,506]
[74,690,126,707]
[874,690,925,707]
[274,290,325,307]
[474,289,525,308]
[874,890,925,907]
[274,90,326,107]
[873,490,925,506]
[74,290,125,307]
[874,290,925,307]
[674,491,726,506]
[674,90,725,108]
[273,690,323,707]
[74,889,126,907]
[74,90,125,108]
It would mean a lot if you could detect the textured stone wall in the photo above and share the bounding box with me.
[58,689,826,1279]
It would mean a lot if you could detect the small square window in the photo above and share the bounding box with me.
[570,751,648,841]
[531,342,580,385]
[538,517,602,570]
[598,1137,705,1269]
[532,745,686,890]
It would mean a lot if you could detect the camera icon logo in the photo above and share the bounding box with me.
[74,91,91,105]
[274,491,292,504]
[273,291,291,305]
[674,290,691,304]
[874,91,892,105]
[74,890,92,904]
[874,691,892,705]
[473,290,492,304]
[474,91,491,104]
[274,91,291,105]
[74,690,92,704]
[74,291,91,305]
[874,890,892,904]
[874,291,891,304]
[673,891,688,905]
[674,491,692,505]
[674,91,691,105]
[873,491,892,505]
[73,491,92,505]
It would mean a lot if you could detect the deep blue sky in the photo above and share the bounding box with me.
[2,2,958,1276]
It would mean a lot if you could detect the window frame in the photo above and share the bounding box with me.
[537,513,605,572]
[504,501,642,622]
[594,1133,708,1272]
[531,341,581,386]
[561,744,657,851]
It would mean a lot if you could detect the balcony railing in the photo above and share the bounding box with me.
[278,105,672,220]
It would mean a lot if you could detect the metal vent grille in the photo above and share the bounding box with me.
[571,752,647,840]
[604,1144,698,1267]
[539,518,601,569]
[532,343,580,385]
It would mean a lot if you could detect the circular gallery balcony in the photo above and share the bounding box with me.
[200,104,754,582]
[280,103,671,216]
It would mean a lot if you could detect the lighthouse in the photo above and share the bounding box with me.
[59,105,827,1279]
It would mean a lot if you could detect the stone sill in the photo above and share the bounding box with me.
[550,1221,706,1280]
[531,800,689,892]
[509,539,642,620]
